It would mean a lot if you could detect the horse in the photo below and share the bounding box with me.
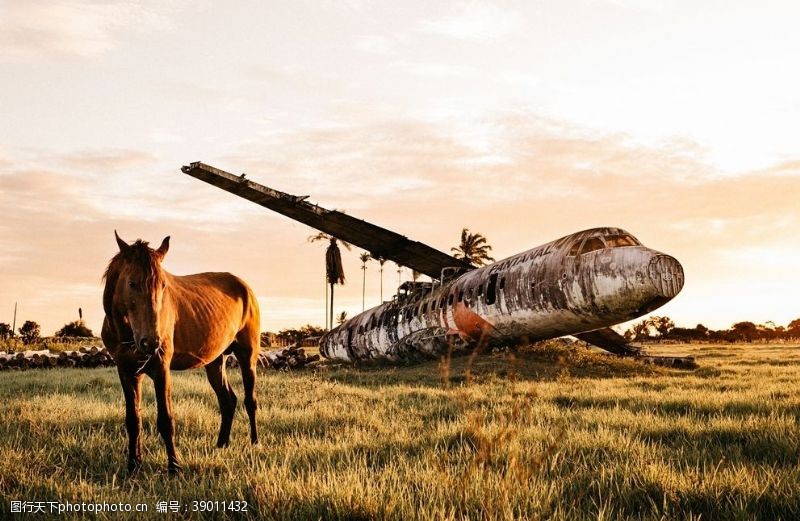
[101,232,261,474]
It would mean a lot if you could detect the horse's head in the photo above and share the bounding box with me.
[112,231,171,355]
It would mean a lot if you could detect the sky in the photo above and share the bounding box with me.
[1,0,799,336]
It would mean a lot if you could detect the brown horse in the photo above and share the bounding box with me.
[101,232,261,474]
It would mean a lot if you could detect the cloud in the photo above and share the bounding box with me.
[391,61,478,78]
[0,167,96,220]
[754,159,800,178]
[59,149,156,172]
[718,245,800,270]
[418,3,523,40]
[242,65,348,97]
[221,111,799,227]
[599,0,677,14]
[354,35,395,55]
[0,0,181,61]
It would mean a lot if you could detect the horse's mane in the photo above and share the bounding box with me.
[102,240,165,316]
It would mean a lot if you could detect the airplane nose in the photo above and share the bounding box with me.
[648,255,684,298]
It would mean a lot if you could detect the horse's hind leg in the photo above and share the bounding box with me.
[205,354,237,448]
[233,331,259,445]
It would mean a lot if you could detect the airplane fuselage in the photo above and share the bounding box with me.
[321,227,684,361]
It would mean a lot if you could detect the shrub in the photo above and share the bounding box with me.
[18,320,41,345]
[55,320,94,338]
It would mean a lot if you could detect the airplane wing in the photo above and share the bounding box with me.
[575,327,697,368]
[181,162,474,279]
[574,328,640,356]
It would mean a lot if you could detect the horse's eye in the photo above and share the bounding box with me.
[128,281,137,289]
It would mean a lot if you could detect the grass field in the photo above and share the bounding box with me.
[1,341,799,520]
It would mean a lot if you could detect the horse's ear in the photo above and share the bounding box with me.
[155,236,170,259]
[115,230,129,253]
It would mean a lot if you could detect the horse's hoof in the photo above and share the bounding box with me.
[168,462,183,475]
[127,459,142,476]
[216,439,230,449]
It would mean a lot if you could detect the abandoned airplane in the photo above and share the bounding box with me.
[182,162,694,368]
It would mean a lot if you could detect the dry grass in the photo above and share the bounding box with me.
[1,342,798,520]
[1,337,100,353]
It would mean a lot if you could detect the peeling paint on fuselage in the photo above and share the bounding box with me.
[320,227,684,362]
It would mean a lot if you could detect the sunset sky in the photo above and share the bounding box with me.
[1,0,799,336]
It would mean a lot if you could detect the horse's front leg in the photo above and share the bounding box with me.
[117,367,143,475]
[152,363,182,474]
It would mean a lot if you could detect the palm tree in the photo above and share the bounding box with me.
[451,228,495,266]
[377,257,386,302]
[359,252,371,312]
[308,232,351,329]
[336,311,348,325]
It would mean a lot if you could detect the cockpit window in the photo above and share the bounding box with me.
[568,242,581,256]
[580,237,605,254]
[605,234,639,248]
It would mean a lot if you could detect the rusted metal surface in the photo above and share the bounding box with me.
[181,162,472,278]
[320,228,691,365]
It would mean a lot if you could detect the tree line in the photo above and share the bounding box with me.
[624,316,800,343]
[261,324,327,348]
[5,315,800,349]
[0,320,94,345]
